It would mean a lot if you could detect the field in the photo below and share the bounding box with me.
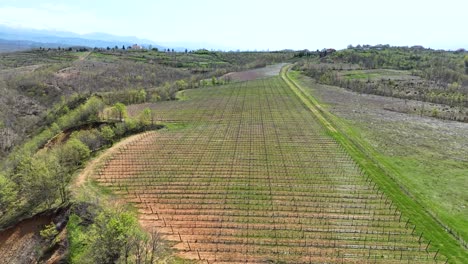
[292,72,468,250]
[91,76,444,263]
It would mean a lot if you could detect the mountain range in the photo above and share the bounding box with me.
[0,25,239,52]
[0,25,166,52]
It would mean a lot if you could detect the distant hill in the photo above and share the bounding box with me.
[0,25,166,52]
[0,38,62,52]
[159,41,237,52]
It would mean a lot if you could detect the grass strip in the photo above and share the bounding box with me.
[281,65,467,263]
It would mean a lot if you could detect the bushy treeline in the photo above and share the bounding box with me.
[295,47,468,116]
[68,203,165,264]
[297,64,467,109]
[14,96,105,156]
[98,79,191,106]
[320,46,468,85]
[0,96,157,228]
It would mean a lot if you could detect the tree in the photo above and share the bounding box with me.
[67,96,105,125]
[40,222,59,242]
[0,120,7,151]
[87,208,140,264]
[50,122,61,135]
[14,153,58,208]
[112,123,126,137]
[139,108,152,126]
[464,55,468,74]
[100,126,115,144]
[136,89,147,103]
[69,204,164,264]
[0,173,18,216]
[70,129,104,151]
[113,102,128,121]
[46,150,70,203]
[175,80,188,90]
[60,138,91,167]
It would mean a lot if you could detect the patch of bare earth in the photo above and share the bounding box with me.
[0,214,51,263]
[0,208,69,264]
[73,131,156,190]
[221,63,287,82]
[297,75,468,159]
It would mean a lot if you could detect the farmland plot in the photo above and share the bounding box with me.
[95,77,444,263]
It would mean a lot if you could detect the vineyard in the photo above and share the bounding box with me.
[93,77,445,263]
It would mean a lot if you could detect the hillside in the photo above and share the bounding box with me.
[0,46,466,263]
[0,48,292,160]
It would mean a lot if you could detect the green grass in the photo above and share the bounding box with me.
[386,155,468,238]
[351,122,468,243]
[285,66,468,263]
[343,71,374,80]
[294,70,468,247]
[162,122,193,131]
[175,90,189,101]
[341,69,412,80]
[67,214,88,263]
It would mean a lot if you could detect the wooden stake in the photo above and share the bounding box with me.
[425,240,431,252]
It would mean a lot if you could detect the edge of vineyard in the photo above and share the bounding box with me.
[281,64,467,263]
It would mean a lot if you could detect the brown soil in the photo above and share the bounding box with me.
[297,75,468,159]
[88,85,441,263]
[221,63,286,82]
[42,121,115,150]
[0,213,53,264]
[0,206,70,264]
[73,131,156,190]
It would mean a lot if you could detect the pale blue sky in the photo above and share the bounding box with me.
[0,0,466,50]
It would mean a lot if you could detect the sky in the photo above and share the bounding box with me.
[0,0,466,51]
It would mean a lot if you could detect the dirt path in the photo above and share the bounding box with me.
[73,131,156,190]
[78,51,91,61]
[281,64,337,133]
